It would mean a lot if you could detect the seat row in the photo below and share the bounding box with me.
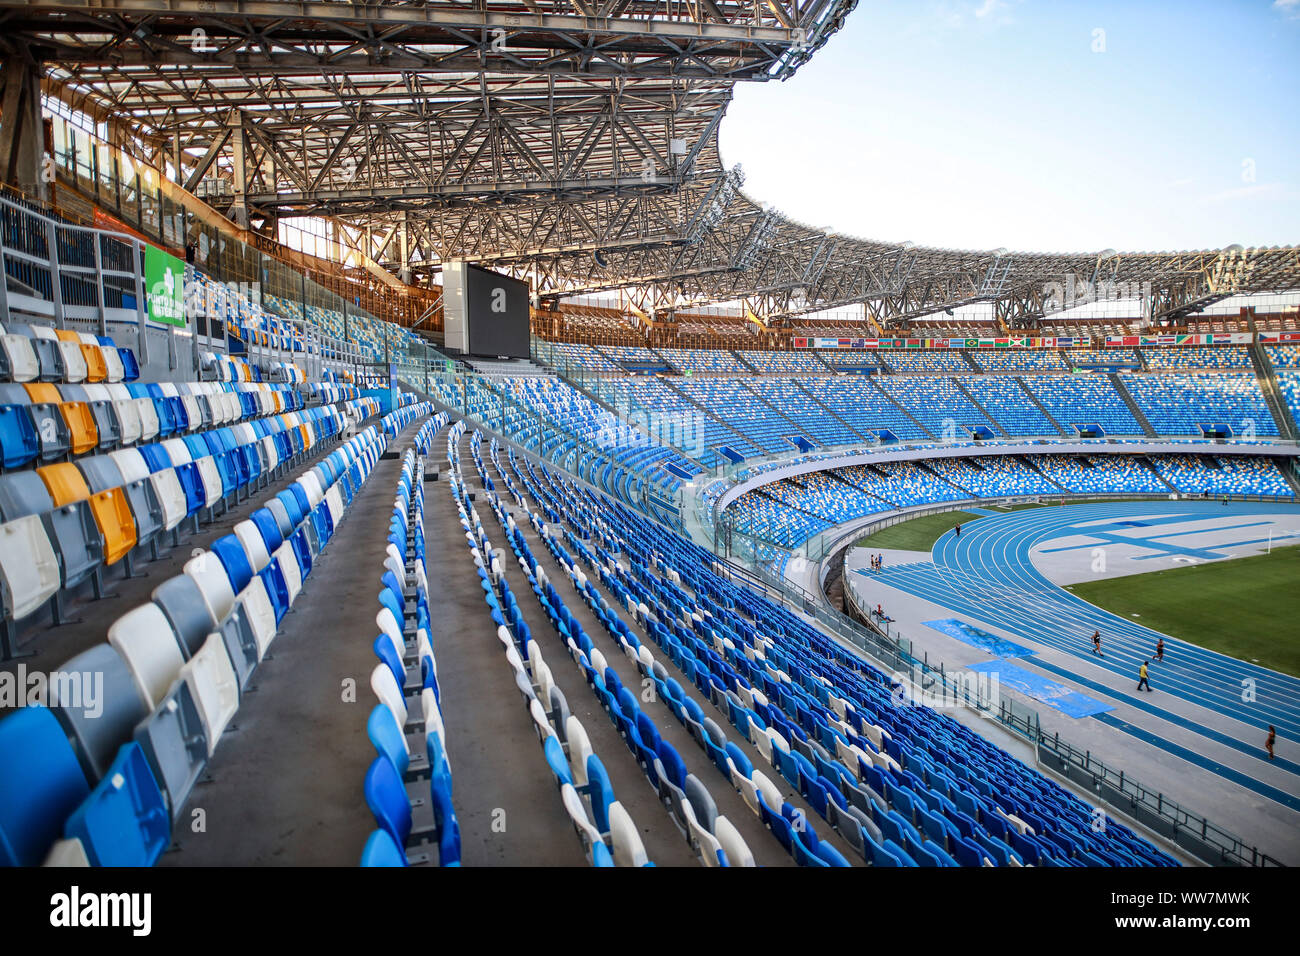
[200,351,258,383]
[362,426,463,867]
[0,322,138,385]
[449,426,656,867]
[499,444,839,867]
[1,379,306,470]
[494,437,785,866]
[0,398,379,658]
[304,382,363,406]
[0,414,403,866]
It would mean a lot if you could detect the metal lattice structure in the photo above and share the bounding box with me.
[3,0,1298,329]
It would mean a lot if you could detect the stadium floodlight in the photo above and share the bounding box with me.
[1097,248,1118,260]
[990,247,1008,258]
[1222,243,1245,255]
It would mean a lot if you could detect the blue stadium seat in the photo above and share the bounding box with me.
[360,828,407,867]
[62,742,170,866]
[0,705,91,866]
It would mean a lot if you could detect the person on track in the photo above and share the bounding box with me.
[1155,638,1165,662]
[1137,661,1152,692]
[1267,726,1277,761]
[955,522,961,538]
[1091,630,1104,658]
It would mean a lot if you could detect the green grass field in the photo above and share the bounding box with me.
[856,510,985,551]
[1068,545,1300,677]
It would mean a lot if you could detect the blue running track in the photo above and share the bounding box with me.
[859,501,1300,775]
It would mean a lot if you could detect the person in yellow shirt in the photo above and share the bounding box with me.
[1136,661,1151,693]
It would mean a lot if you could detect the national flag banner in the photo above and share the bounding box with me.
[994,339,1009,348]
[793,337,808,348]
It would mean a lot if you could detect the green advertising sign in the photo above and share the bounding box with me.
[145,245,186,327]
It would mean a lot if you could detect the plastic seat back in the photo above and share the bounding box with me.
[117,347,140,382]
[20,384,71,460]
[0,706,91,866]
[51,643,149,783]
[0,514,61,621]
[62,742,170,866]
[38,461,91,508]
[0,333,39,383]
[364,756,412,849]
[179,633,240,755]
[132,680,207,821]
[108,603,188,708]
[0,402,39,469]
[360,828,406,867]
[367,704,410,777]
[87,485,137,565]
[210,533,255,594]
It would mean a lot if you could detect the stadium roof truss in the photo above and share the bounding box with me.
[4,0,1298,329]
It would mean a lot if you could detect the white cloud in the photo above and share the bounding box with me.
[1275,0,1300,18]
[975,0,1005,18]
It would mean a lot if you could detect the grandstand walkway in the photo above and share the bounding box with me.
[158,420,429,865]
[405,424,593,866]
[457,434,704,866]
[481,444,862,865]
[0,420,360,700]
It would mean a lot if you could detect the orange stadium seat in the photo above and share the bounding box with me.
[81,344,108,383]
[35,461,136,564]
[25,383,99,454]
[88,486,137,564]
[37,461,91,507]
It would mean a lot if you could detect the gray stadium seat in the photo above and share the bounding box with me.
[133,679,208,820]
[217,594,261,691]
[51,643,148,782]
[151,574,217,660]
[0,470,53,521]
[45,499,104,591]
[64,384,120,451]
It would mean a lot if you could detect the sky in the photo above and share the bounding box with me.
[720,0,1300,253]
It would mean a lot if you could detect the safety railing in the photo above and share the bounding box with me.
[1,192,150,361]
